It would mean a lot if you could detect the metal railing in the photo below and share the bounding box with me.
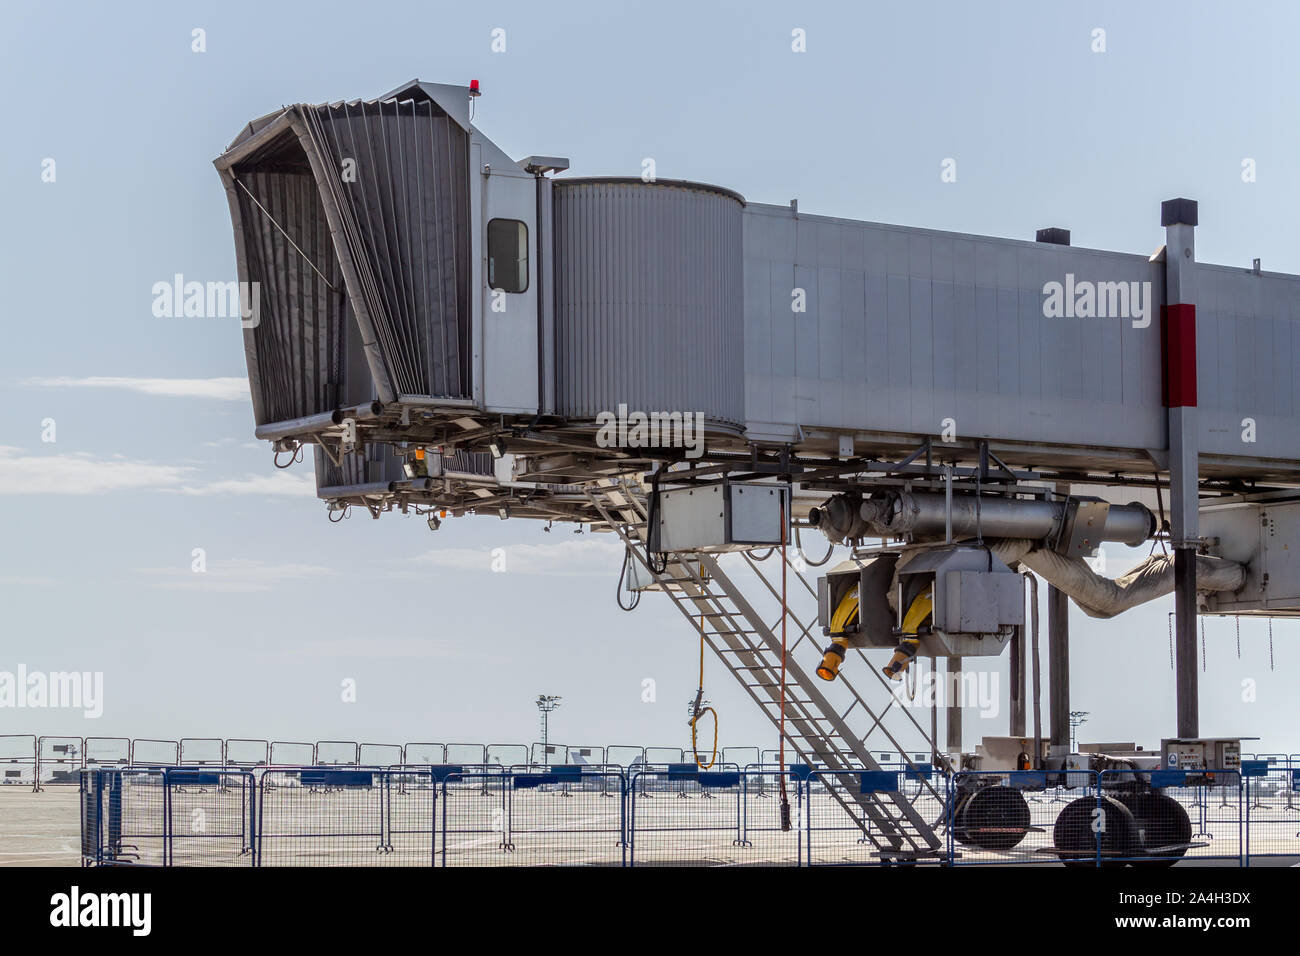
[130,738,179,768]
[1244,766,1300,863]
[85,737,130,769]
[69,762,1300,867]
[37,736,84,788]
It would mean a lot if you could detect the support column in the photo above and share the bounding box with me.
[1162,198,1200,739]
[929,656,940,769]
[947,655,963,762]
[1048,583,1071,754]
[1009,623,1026,738]
[1048,483,1071,755]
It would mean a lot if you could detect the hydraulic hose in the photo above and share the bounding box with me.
[616,544,642,611]
[689,612,717,769]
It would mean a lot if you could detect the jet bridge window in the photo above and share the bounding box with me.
[487,218,528,293]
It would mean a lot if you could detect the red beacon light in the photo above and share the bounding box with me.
[469,79,481,98]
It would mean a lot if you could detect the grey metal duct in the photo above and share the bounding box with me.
[859,486,1242,620]
[989,539,1245,620]
[863,491,1154,547]
[885,539,1244,621]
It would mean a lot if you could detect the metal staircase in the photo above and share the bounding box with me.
[583,478,947,859]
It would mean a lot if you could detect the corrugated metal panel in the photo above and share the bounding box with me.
[315,443,405,489]
[1197,264,1300,461]
[234,169,348,424]
[304,99,471,399]
[743,203,1166,451]
[552,179,744,426]
[217,96,472,427]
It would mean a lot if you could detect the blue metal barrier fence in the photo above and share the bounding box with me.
[72,764,1298,867]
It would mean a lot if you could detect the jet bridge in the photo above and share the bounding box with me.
[215,79,1300,856]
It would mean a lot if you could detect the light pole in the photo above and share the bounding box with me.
[536,694,562,765]
[1069,710,1090,753]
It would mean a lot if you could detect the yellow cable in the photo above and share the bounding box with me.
[830,584,860,634]
[882,588,934,681]
[902,587,934,635]
[690,611,718,769]
[691,707,717,769]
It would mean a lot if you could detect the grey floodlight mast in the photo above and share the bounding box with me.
[536,695,561,765]
[1069,711,1090,753]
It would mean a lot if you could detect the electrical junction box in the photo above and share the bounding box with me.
[649,482,789,554]
[944,570,1024,634]
[1160,738,1242,774]
[1058,754,1095,789]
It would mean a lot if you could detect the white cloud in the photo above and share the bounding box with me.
[0,446,196,495]
[0,447,314,497]
[404,536,624,576]
[179,472,315,497]
[23,376,250,401]
[139,558,337,593]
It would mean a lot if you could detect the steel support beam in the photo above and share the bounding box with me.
[1009,623,1026,738]
[946,656,963,760]
[1048,481,1071,754]
[1047,583,1071,753]
[1174,549,1199,736]
[1163,199,1200,738]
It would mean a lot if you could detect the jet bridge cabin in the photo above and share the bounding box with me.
[216,79,1300,500]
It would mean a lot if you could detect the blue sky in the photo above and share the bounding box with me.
[1,1,1295,758]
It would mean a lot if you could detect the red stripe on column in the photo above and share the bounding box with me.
[1160,303,1197,408]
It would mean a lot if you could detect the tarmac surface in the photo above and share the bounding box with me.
[4,779,1299,867]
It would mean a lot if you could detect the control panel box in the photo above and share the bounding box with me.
[1160,738,1242,773]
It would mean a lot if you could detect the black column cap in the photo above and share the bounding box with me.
[1161,198,1198,227]
[1035,227,1071,246]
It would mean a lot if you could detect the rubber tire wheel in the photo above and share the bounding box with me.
[958,785,1031,851]
[1116,790,1192,868]
[948,790,975,846]
[1053,795,1138,867]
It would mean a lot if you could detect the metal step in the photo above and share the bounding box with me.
[582,479,946,855]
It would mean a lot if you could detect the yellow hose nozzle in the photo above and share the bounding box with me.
[882,640,920,681]
[816,640,847,681]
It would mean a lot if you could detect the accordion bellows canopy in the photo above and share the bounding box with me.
[215,96,472,427]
